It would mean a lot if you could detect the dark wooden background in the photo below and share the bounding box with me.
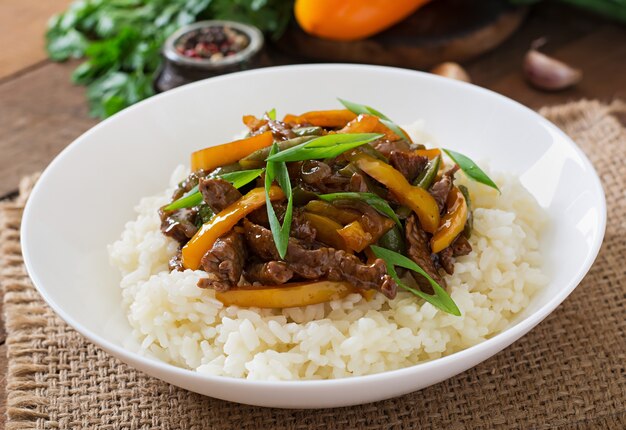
[1,1,625,426]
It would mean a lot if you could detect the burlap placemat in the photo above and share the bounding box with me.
[2,100,625,429]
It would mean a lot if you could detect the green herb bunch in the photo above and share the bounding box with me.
[46,0,294,118]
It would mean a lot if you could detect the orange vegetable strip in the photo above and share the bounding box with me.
[190,131,273,172]
[351,153,440,233]
[339,114,401,141]
[337,221,373,252]
[414,148,442,160]
[181,186,284,270]
[215,281,356,308]
[285,109,357,128]
[430,187,468,253]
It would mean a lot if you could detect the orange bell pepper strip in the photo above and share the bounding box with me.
[190,131,273,172]
[181,186,284,270]
[430,186,468,253]
[337,221,373,252]
[351,153,440,233]
[304,200,361,224]
[295,0,431,41]
[414,148,441,160]
[302,212,349,251]
[339,114,402,141]
[215,280,356,308]
[283,109,357,128]
[242,115,267,131]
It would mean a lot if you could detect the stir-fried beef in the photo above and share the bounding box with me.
[248,205,316,244]
[245,261,294,285]
[349,172,369,192]
[172,170,208,200]
[198,231,247,291]
[405,214,446,291]
[297,160,351,193]
[438,235,473,275]
[439,247,455,275]
[333,199,390,239]
[372,139,410,158]
[242,219,397,298]
[429,165,460,213]
[199,177,242,213]
[251,120,296,141]
[452,235,472,257]
[159,207,198,244]
[389,151,428,183]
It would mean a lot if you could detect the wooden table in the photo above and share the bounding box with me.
[0,1,625,426]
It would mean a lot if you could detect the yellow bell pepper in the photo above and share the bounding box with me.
[351,153,440,233]
[302,212,349,251]
[304,200,361,224]
[181,186,284,270]
[282,109,356,128]
[190,131,273,172]
[415,148,442,160]
[431,186,468,253]
[215,280,356,308]
[295,0,431,41]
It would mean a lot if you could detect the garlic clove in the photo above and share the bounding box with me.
[430,62,471,83]
[523,48,582,91]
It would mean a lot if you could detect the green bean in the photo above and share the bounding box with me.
[377,226,406,254]
[292,126,323,136]
[414,155,441,189]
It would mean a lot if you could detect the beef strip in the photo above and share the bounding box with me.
[247,205,316,244]
[198,177,242,213]
[405,214,446,291]
[438,235,473,276]
[251,119,296,141]
[349,172,369,192]
[172,169,209,200]
[452,235,472,257]
[389,151,428,183]
[439,247,455,275]
[198,231,247,291]
[245,261,294,285]
[429,165,460,213]
[159,207,198,244]
[372,139,410,158]
[242,219,397,298]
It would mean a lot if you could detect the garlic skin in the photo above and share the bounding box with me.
[431,62,471,83]
[523,49,582,91]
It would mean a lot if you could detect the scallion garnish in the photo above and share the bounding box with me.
[265,133,382,163]
[318,192,402,229]
[164,169,264,211]
[266,108,276,120]
[265,142,293,259]
[443,148,500,192]
[338,98,410,141]
[370,245,461,316]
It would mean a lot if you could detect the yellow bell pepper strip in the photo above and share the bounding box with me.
[190,131,273,172]
[338,114,402,141]
[295,0,431,41]
[337,221,373,252]
[283,109,357,128]
[302,212,349,251]
[430,186,468,253]
[215,280,356,308]
[182,186,285,270]
[350,153,440,233]
[304,200,361,224]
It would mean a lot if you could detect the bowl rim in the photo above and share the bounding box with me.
[21,63,607,389]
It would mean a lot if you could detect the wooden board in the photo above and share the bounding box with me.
[277,0,527,69]
[0,0,73,81]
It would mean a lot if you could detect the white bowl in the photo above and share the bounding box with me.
[21,64,606,408]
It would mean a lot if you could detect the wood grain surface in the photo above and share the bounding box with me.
[0,2,625,425]
[0,0,73,81]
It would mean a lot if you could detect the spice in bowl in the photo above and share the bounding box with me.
[175,26,250,61]
[155,20,264,92]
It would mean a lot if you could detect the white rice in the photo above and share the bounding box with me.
[109,139,548,381]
